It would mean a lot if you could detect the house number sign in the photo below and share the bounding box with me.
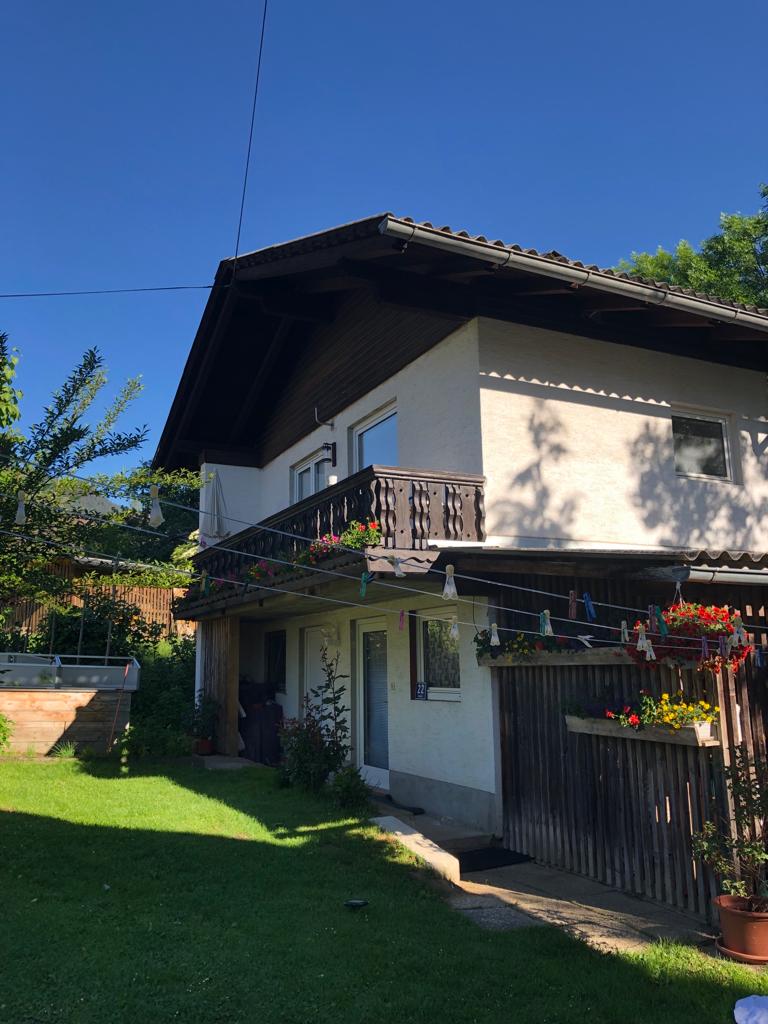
[415,682,428,700]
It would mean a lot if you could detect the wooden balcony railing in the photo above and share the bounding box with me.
[185,465,485,604]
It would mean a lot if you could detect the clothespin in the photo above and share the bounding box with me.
[14,491,26,526]
[360,571,374,598]
[568,590,578,620]
[673,580,684,606]
[539,610,553,637]
[733,612,747,647]
[148,484,164,528]
[636,624,648,652]
[399,609,405,631]
[583,592,597,622]
[648,605,658,633]
[392,557,406,578]
[620,621,629,643]
[450,620,460,641]
[645,639,656,662]
[490,623,501,647]
[656,607,668,637]
[442,565,458,600]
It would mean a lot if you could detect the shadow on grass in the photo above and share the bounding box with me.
[2,761,767,1024]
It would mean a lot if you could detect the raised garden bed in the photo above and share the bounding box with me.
[564,714,720,747]
[478,648,633,668]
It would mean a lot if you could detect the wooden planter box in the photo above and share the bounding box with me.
[478,648,633,668]
[564,714,720,747]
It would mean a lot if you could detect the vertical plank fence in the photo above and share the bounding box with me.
[494,573,768,922]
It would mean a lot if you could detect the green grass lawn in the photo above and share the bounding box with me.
[1,761,766,1024]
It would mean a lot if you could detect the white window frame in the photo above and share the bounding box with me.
[416,606,461,702]
[291,449,334,503]
[351,402,397,473]
[670,409,735,483]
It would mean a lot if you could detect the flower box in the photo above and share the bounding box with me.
[478,649,634,668]
[563,714,720,747]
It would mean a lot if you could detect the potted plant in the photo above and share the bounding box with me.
[190,695,218,755]
[627,603,752,672]
[693,747,768,962]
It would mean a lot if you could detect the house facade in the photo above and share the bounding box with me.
[155,214,768,840]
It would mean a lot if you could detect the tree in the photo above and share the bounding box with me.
[617,184,768,309]
[0,337,197,617]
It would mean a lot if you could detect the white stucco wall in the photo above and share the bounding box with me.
[479,318,768,551]
[199,462,261,541]
[220,321,483,527]
[239,595,496,799]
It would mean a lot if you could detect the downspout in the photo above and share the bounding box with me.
[378,217,768,334]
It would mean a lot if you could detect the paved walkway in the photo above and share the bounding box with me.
[456,862,715,952]
[371,803,715,953]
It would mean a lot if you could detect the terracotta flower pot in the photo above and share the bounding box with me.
[194,737,214,756]
[714,895,768,963]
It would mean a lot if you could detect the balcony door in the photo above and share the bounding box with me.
[356,620,389,790]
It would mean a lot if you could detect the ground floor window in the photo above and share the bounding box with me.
[412,608,460,699]
[264,630,287,693]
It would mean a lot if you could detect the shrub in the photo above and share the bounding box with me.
[280,645,351,792]
[123,636,197,757]
[28,592,164,657]
[693,747,768,910]
[328,765,370,811]
[0,712,13,753]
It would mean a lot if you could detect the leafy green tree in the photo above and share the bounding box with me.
[617,184,768,308]
[0,338,197,615]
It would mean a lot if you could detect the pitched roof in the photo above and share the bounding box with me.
[229,213,768,322]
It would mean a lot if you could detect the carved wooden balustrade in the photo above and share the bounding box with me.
[181,465,485,609]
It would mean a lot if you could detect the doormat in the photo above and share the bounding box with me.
[458,847,532,873]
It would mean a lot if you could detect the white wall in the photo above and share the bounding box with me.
[239,595,496,798]
[479,318,768,551]
[199,462,260,541]
[221,321,483,526]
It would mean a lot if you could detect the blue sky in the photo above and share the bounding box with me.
[2,0,765,472]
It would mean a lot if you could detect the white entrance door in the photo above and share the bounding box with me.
[356,620,389,790]
[303,627,327,708]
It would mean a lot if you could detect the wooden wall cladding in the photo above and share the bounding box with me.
[0,689,131,755]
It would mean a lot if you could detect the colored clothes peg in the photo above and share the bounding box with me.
[583,592,597,622]
[568,590,578,620]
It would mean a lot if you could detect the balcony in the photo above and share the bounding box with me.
[179,465,486,615]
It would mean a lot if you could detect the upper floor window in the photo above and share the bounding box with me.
[293,449,333,502]
[671,412,732,481]
[353,406,397,471]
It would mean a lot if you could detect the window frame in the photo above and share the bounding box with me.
[409,606,461,702]
[264,629,287,694]
[670,409,735,483]
[291,449,334,503]
[351,403,398,473]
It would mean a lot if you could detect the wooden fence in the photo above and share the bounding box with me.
[9,567,194,639]
[494,572,768,921]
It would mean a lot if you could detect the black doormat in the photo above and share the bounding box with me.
[458,847,532,873]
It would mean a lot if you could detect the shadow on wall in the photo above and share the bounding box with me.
[489,405,580,542]
[630,423,768,550]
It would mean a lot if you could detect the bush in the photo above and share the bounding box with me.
[123,635,197,757]
[328,765,370,811]
[693,746,768,910]
[28,592,164,658]
[0,712,13,753]
[280,646,351,792]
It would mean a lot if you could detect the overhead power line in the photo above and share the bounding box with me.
[233,0,270,272]
[0,284,220,300]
